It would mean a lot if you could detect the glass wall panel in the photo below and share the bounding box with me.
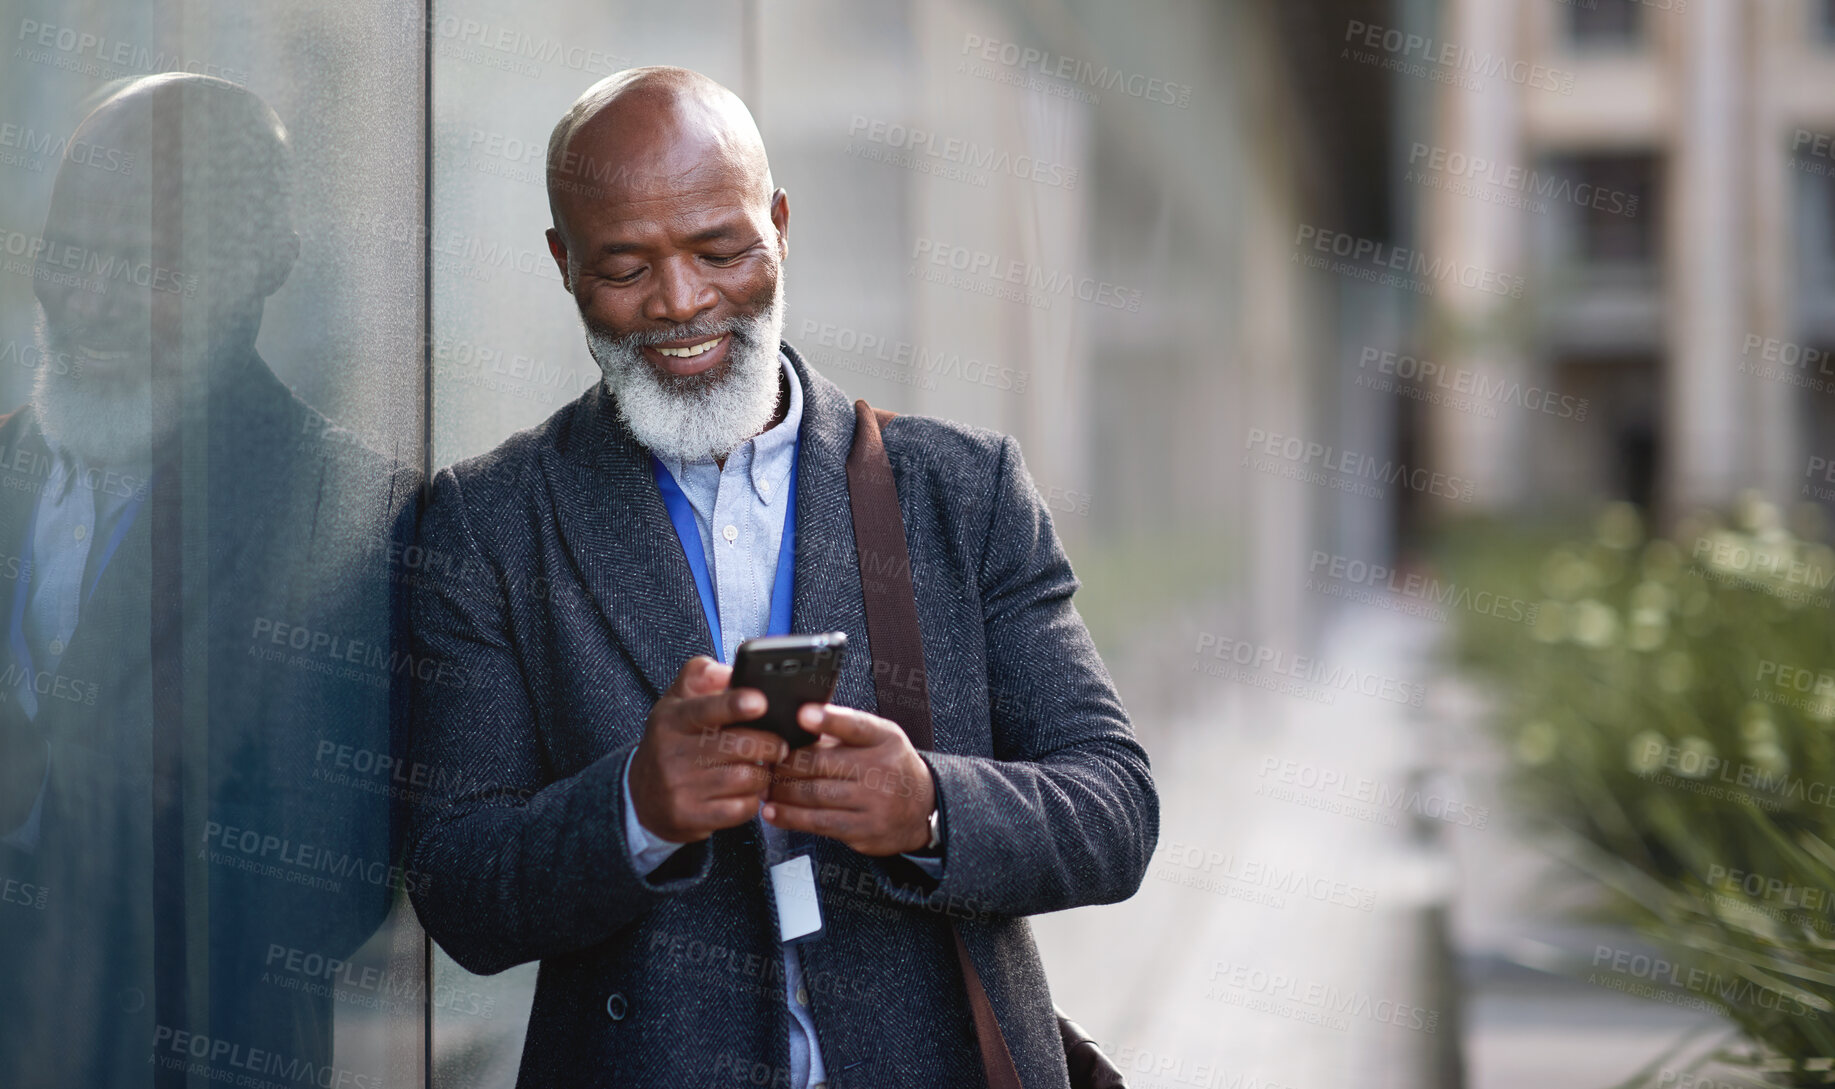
[0,2,429,1087]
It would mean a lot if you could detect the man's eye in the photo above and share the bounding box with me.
[705,252,745,265]
[606,267,644,284]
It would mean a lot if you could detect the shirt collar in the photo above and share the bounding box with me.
[38,429,151,511]
[746,353,801,504]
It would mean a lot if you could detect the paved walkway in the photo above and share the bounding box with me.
[1033,608,1462,1089]
[1033,606,1734,1089]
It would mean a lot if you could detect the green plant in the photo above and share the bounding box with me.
[1444,495,1835,1086]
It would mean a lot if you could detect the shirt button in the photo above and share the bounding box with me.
[73,524,87,542]
[48,639,63,656]
[605,992,628,1021]
[722,524,738,543]
[795,986,808,1006]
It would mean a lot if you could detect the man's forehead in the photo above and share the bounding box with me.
[577,178,765,240]
[47,174,153,234]
[564,153,765,225]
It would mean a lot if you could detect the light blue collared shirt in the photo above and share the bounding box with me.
[2,437,147,851]
[618,353,941,1089]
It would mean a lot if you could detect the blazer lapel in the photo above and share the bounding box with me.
[547,381,713,700]
[547,347,872,709]
[782,345,876,713]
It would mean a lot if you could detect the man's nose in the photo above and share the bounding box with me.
[642,255,717,325]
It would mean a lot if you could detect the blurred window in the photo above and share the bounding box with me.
[1565,0,1645,49]
[1556,152,1660,268]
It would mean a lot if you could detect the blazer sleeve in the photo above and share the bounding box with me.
[876,435,1159,918]
[404,465,713,976]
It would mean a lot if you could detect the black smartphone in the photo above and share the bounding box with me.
[728,632,848,749]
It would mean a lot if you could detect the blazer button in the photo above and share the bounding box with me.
[605,992,628,1021]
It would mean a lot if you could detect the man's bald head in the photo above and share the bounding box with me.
[545,66,772,241]
[32,74,298,467]
[56,73,295,258]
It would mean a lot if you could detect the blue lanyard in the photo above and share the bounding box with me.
[650,442,799,661]
[9,485,143,678]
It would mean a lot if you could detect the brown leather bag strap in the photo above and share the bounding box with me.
[844,402,934,751]
[846,399,1025,1089]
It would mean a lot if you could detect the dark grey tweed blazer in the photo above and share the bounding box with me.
[406,343,1158,1089]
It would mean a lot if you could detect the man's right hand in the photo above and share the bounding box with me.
[628,656,786,843]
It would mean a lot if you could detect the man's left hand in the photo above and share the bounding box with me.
[763,704,936,857]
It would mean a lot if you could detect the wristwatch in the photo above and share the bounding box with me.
[923,804,942,853]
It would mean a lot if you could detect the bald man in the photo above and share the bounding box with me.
[0,76,413,1086]
[407,67,1156,1089]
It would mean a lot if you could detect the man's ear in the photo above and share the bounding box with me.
[770,188,789,262]
[254,230,299,298]
[546,226,573,293]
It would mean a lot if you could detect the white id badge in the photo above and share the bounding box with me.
[769,853,824,944]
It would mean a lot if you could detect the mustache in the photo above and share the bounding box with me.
[40,319,143,346]
[588,312,754,352]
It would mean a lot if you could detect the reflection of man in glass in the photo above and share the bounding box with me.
[0,75,412,1086]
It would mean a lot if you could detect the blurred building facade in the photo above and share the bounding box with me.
[1417,0,1835,522]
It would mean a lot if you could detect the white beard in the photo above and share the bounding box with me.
[31,305,161,468]
[583,276,787,463]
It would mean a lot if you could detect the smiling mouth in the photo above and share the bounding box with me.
[652,334,725,358]
[75,345,131,362]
